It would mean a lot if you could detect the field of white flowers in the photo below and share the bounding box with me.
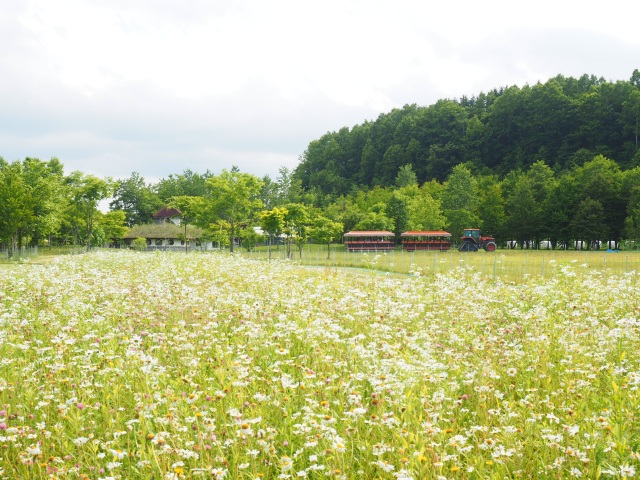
[0,251,639,479]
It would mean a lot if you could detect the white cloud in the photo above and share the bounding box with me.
[0,0,638,182]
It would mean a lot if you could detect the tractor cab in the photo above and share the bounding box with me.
[463,228,480,240]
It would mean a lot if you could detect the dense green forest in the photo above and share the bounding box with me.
[294,72,640,193]
[2,72,640,255]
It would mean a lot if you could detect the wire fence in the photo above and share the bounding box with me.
[3,244,638,283]
[0,245,88,261]
[238,245,640,283]
[0,246,40,260]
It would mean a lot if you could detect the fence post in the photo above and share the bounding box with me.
[493,251,497,282]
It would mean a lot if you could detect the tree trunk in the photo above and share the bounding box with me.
[87,217,93,252]
[86,219,93,252]
[7,235,15,259]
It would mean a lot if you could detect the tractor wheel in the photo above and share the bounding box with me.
[459,240,478,252]
[484,242,497,252]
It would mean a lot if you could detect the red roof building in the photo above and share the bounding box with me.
[152,206,182,225]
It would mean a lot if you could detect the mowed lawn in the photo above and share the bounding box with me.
[0,250,639,479]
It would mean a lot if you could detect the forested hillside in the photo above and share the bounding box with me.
[294,72,640,195]
[3,72,640,255]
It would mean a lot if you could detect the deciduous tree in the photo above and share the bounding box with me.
[110,172,162,226]
[441,164,480,239]
[282,203,311,258]
[19,158,64,244]
[260,207,287,259]
[0,161,30,257]
[395,164,418,188]
[155,169,212,202]
[311,216,344,259]
[65,172,112,252]
[92,210,127,247]
[407,192,446,231]
[204,169,264,254]
[570,198,609,249]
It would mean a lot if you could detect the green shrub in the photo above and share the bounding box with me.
[131,237,147,251]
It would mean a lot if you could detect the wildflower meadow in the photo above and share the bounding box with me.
[1,251,639,479]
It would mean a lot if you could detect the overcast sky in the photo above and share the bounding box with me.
[1,0,639,184]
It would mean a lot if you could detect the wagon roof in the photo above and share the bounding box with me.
[343,230,394,236]
[401,231,451,237]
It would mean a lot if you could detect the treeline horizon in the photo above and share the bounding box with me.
[2,71,640,254]
[293,71,640,195]
[3,153,639,254]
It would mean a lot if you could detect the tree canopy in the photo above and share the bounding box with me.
[294,72,640,195]
[4,71,640,254]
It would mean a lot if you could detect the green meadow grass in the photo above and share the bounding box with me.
[240,244,640,283]
[0,250,639,479]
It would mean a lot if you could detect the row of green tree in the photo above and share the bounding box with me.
[109,155,640,252]
[0,160,343,258]
[0,157,128,257]
[2,153,640,256]
[316,156,640,250]
[163,169,345,258]
[4,70,640,254]
[293,71,640,196]
[279,156,639,251]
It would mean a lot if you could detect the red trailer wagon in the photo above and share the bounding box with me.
[401,231,452,251]
[343,231,395,252]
